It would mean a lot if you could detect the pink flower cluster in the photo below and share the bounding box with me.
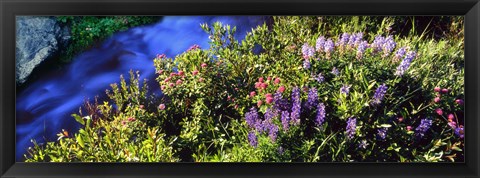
[432,86,464,134]
[251,76,285,107]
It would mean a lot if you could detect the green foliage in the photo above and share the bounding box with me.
[57,16,159,62]
[25,71,177,162]
[26,16,464,162]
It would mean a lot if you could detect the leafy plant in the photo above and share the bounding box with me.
[26,16,464,162]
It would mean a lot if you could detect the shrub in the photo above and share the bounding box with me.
[26,16,464,162]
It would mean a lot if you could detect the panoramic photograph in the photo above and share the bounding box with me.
[16,16,464,162]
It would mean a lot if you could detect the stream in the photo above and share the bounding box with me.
[15,16,269,161]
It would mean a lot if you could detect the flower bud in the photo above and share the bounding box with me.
[435,108,443,116]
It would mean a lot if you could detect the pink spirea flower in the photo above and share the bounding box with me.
[448,121,457,129]
[434,87,441,92]
[278,86,286,93]
[161,85,166,90]
[176,79,183,85]
[250,91,256,97]
[441,88,449,94]
[267,76,272,81]
[406,126,412,131]
[455,99,464,105]
[157,70,164,74]
[199,78,204,82]
[257,100,263,107]
[192,70,199,76]
[164,77,171,82]
[448,114,455,120]
[259,77,264,83]
[435,108,443,115]
[266,97,274,104]
[158,104,166,110]
[434,97,441,103]
[201,63,207,68]
[169,83,175,87]
[265,93,273,98]
[274,78,281,84]
[170,72,177,77]
[398,116,404,122]
[121,120,127,125]
[187,44,201,51]
[139,105,145,109]
[156,54,166,59]
[260,83,268,89]
[254,82,262,89]
[128,117,136,122]
[178,71,185,76]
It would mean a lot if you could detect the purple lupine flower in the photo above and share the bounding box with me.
[393,47,407,62]
[338,33,350,47]
[316,36,326,52]
[371,35,385,52]
[272,92,282,111]
[264,108,277,121]
[281,110,291,131]
[415,118,433,138]
[315,103,326,126]
[346,117,357,139]
[455,126,464,139]
[347,33,358,47]
[290,87,301,125]
[359,140,369,149]
[274,95,291,112]
[340,84,351,95]
[255,120,266,133]
[248,132,258,147]
[377,128,388,141]
[331,67,340,76]
[306,88,319,110]
[395,51,416,76]
[382,35,396,57]
[371,83,388,105]
[356,40,369,59]
[302,43,315,59]
[324,39,335,53]
[353,32,364,47]
[303,59,311,69]
[268,124,279,142]
[405,50,417,60]
[314,73,324,83]
[245,107,259,128]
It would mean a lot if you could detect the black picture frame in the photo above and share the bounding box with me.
[1,0,479,177]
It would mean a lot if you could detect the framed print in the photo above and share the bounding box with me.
[1,0,480,177]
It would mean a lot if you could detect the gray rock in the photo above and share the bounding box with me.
[16,16,71,84]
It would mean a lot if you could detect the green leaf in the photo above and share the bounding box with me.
[72,114,84,125]
[451,146,462,152]
[76,135,85,148]
[379,124,392,128]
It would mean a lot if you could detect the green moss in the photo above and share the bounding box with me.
[57,16,160,63]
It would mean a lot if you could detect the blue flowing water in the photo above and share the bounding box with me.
[15,16,268,161]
